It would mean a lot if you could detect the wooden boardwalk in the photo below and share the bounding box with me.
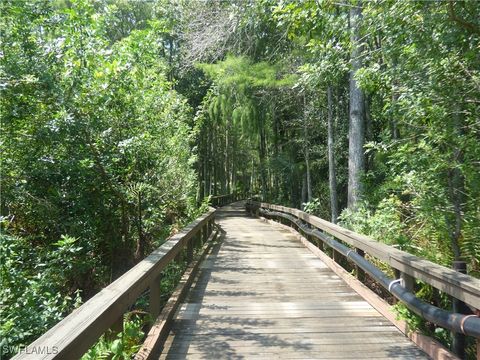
[160,203,429,359]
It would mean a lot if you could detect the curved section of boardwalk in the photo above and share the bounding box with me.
[160,203,429,359]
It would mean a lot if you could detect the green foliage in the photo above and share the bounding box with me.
[0,234,83,356]
[1,0,199,356]
[302,198,322,216]
[81,314,145,360]
[393,303,424,334]
[81,257,189,360]
[339,197,410,249]
[198,55,296,90]
[2,0,480,358]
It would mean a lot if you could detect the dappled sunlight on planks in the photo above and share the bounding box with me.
[159,202,429,360]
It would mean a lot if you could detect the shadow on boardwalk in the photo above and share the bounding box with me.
[160,202,429,360]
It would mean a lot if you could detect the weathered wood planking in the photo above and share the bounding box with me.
[254,201,480,310]
[159,202,429,360]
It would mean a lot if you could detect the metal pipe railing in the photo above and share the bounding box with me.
[250,204,480,341]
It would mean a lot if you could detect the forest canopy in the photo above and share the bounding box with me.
[1,0,479,358]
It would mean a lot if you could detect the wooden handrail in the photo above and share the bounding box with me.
[209,193,246,207]
[249,201,480,310]
[14,207,216,360]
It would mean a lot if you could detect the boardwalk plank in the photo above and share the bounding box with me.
[159,203,430,359]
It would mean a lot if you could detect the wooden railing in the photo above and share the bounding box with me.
[247,201,480,357]
[14,207,217,360]
[210,193,245,207]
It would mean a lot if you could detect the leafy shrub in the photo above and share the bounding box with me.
[0,234,84,358]
[81,314,145,360]
[302,198,323,215]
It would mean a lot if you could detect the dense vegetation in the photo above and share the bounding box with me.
[1,0,479,358]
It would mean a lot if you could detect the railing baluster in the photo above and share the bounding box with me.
[187,236,194,263]
[451,260,469,359]
[174,248,183,264]
[332,248,338,263]
[208,219,213,238]
[356,248,365,282]
[400,271,414,293]
[202,223,208,243]
[195,230,202,249]
[318,238,324,251]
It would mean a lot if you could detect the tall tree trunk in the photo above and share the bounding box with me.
[348,1,365,209]
[327,86,339,223]
[365,94,373,172]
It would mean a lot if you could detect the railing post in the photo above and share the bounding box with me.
[400,271,415,293]
[451,260,469,359]
[356,249,365,282]
[196,229,202,248]
[317,238,324,251]
[187,236,194,263]
[332,248,338,263]
[174,247,184,264]
[208,218,214,239]
[149,274,162,319]
[203,222,209,242]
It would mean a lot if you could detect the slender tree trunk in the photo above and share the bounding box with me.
[273,105,280,200]
[230,131,235,193]
[121,199,131,265]
[301,174,307,209]
[259,119,267,200]
[446,106,464,261]
[224,119,229,194]
[212,126,217,195]
[303,95,312,202]
[348,1,365,209]
[391,58,400,140]
[327,86,339,223]
[207,132,212,196]
[305,151,312,202]
[447,155,463,261]
[168,37,174,81]
[365,94,373,172]
[203,135,208,197]
[135,191,145,260]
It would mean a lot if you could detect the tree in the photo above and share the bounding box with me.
[347,0,365,209]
